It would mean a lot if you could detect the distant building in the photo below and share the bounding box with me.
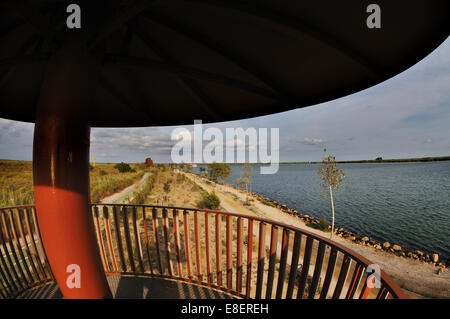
[145,158,153,166]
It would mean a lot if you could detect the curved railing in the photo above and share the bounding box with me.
[0,205,54,298]
[0,204,408,299]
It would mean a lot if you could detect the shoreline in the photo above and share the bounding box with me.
[234,187,449,268]
[194,171,448,266]
[183,171,450,299]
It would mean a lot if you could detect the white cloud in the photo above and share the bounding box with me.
[297,138,326,146]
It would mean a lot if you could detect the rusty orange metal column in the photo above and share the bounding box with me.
[32,35,111,299]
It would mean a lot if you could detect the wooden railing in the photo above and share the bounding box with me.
[0,206,53,298]
[0,204,408,299]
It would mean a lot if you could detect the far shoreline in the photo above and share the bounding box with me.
[2,155,450,165]
[202,155,450,165]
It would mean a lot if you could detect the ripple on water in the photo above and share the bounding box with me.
[195,161,450,259]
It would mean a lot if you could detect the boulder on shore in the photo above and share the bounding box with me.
[361,236,369,242]
[432,254,439,263]
[393,245,402,252]
[382,242,391,250]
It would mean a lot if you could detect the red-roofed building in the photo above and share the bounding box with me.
[145,158,153,166]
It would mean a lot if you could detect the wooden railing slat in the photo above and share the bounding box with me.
[320,247,338,299]
[236,216,243,294]
[93,206,109,273]
[162,208,173,277]
[205,213,211,286]
[183,210,192,281]
[103,206,118,273]
[113,206,127,272]
[14,208,40,283]
[0,212,26,289]
[276,228,290,299]
[226,215,232,292]
[172,209,182,278]
[246,218,253,298]
[332,254,351,299]
[286,231,302,298]
[132,206,145,273]
[24,207,47,281]
[265,225,278,299]
[122,206,136,273]
[345,263,364,299]
[255,222,266,299]
[142,207,154,275]
[194,211,202,284]
[308,241,326,299]
[296,236,314,299]
[215,214,222,288]
[152,207,163,274]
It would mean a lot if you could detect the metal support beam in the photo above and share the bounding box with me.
[32,36,111,299]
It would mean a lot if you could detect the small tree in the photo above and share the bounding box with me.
[207,162,231,183]
[163,180,171,204]
[237,164,253,203]
[317,155,344,239]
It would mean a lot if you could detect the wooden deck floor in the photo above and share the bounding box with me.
[18,275,237,299]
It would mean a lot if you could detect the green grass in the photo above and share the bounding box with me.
[0,160,34,207]
[258,198,276,207]
[0,160,147,206]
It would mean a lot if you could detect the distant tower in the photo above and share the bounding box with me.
[145,158,153,166]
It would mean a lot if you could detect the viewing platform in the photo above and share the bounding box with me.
[0,204,407,299]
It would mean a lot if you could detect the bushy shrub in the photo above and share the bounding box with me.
[131,176,155,205]
[306,216,331,232]
[114,162,136,173]
[197,191,221,210]
[163,180,171,194]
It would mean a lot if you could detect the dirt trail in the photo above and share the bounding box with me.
[184,172,450,299]
[101,172,151,204]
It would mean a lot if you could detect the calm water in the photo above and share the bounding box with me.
[195,162,450,260]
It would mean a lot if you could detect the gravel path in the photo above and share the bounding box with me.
[101,172,151,204]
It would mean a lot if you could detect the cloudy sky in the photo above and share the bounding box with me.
[1,37,449,163]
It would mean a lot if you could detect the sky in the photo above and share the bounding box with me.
[1,37,449,163]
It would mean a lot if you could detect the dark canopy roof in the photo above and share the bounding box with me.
[0,0,449,127]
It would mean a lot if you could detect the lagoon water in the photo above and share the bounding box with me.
[196,161,450,259]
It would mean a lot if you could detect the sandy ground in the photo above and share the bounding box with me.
[183,172,450,299]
